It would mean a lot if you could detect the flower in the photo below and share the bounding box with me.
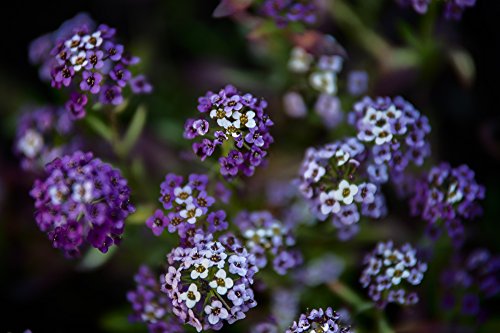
[397,0,476,20]
[360,241,427,308]
[288,47,313,73]
[184,85,273,180]
[261,0,318,27]
[30,151,134,257]
[314,94,343,129]
[205,300,229,325]
[286,307,352,333]
[146,210,168,236]
[347,70,368,96]
[310,71,337,95]
[334,180,359,205]
[180,283,202,308]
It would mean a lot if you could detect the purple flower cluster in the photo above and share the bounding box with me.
[46,19,151,118]
[298,137,387,239]
[162,233,258,331]
[409,163,485,245]
[14,106,75,171]
[235,211,302,275]
[185,85,274,180]
[397,0,476,20]
[147,173,227,238]
[261,0,318,27]
[286,307,352,333]
[441,249,500,316]
[348,96,431,184]
[127,265,184,333]
[30,151,135,257]
[360,241,427,308]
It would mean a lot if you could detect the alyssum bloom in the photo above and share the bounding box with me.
[261,0,318,28]
[298,137,386,239]
[286,307,352,333]
[409,163,485,246]
[235,210,302,275]
[162,233,258,331]
[348,96,431,184]
[30,151,135,257]
[184,85,274,179]
[360,241,427,308]
[396,0,476,20]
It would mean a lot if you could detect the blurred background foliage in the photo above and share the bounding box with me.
[1,0,500,332]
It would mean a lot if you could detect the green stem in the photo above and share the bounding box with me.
[327,280,371,312]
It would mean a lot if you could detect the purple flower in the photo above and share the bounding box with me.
[130,75,153,94]
[146,209,168,236]
[100,85,123,105]
[286,307,352,333]
[80,71,102,94]
[347,70,368,96]
[261,0,318,27]
[207,210,228,233]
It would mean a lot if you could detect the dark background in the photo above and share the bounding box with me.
[1,0,500,332]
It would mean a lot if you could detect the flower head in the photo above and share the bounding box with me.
[261,0,318,27]
[286,307,352,333]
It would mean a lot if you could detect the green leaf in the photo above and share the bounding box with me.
[119,105,147,156]
[85,115,113,143]
[77,246,117,271]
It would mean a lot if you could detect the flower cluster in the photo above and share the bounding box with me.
[14,106,75,171]
[30,151,135,257]
[360,241,427,308]
[48,20,151,118]
[397,0,476,20]
[441,249,500,316]
[409,163,485,245]
[234,210,302,275]
[185,85,274,179]
[127,265,184,333]
[162,233,258,331]
[286,307,352,333]
[348,96,431,184]
[147,173,228,238]
[286,46,344,128]
[261,0,318,27]
[298,137,386,239]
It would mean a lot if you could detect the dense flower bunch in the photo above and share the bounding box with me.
[30,151,135,257]
[286,45,345,128]
[184,85,274,179]
[298,137,386,239]
[162,233,258,331]
[348,96,431,184]
[360,241,427,308]
[409,163,485,245]
[127,266,184,333]
[14,106,75,171]
[397,0,476,20]
[147,173,228,238]
[286,307,352,333]
[261,0,318,27]
[234,210,302,275]
[48,20,151,118]
[441,249,500,316]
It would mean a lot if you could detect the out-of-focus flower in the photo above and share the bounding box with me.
[314,94,343,129]
[283,91,307,118]
[286,307,352,333]
[297,253,345,286]
[162,233,258,331]
[396,0,476,20]
[409,163,485,246]
[261,0,318,28]
[360,241,427,308]
[30,151,134,257]
[127,266,184,332]
[347,71,368,96]
[184,85,274,180]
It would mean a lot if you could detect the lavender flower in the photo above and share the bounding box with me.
[127,265,184,332]
[360,241,427,308]
[298,137,386,239]
[185,85,274,180]
[347,70,368,96]
[348,96,431,183]
[235,211,302,275]
[14,106,76,171]
[30,151,134,257]
[162,233,258,331]
[286,307,352,333]
[397,0,476,20]
[441,249,500,317]
[297,253,345,286]
[261,0,318,27]
[409,163,485,246]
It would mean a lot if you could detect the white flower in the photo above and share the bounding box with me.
[48,186,68,205]
[209,269,234,295]
[18,129,44,158]
[386,262,410,285]
[190,259,211,279]
[210,107,232,128]
[174,186,193,204]
[71,181,94,203]
[204,300,229,325]
[446,182,463,204]
[233,110,256,129]
[180,203,202,224]
[319,190,341,215]
[180,283,201,309]
[65,34,82,52]
[335,149,350,166]
[70,51,88,71]
[309,71,337,95]
[384,105,402,120]
[373,126,393,145]
[383,249,403,266]
[334,180,359,205]
[288,47,313,73]
[82,31,103,49]
[304,161,326,183]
